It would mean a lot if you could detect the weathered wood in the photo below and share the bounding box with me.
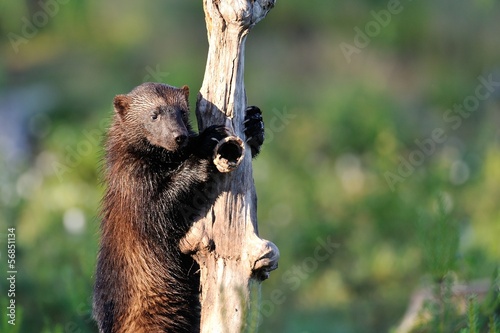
[179,0,279,332]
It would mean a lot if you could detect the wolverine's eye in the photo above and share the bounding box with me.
[151,113,159,121]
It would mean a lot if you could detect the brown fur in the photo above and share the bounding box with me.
[93,82,265,333]
[94,83,208,333]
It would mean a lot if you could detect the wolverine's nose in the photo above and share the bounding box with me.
[175,134,188,146]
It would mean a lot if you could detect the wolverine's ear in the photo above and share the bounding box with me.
[181,85,189,102]
[113,95,130,119]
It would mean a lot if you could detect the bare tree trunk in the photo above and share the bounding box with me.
[179,1,279,332]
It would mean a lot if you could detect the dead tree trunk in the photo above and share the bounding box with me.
[179,0,279,332]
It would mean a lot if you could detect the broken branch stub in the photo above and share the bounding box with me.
[213,136,245,173]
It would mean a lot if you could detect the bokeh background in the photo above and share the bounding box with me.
[1,0,500,332]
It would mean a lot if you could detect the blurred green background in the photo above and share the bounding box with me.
[1,0,500,332]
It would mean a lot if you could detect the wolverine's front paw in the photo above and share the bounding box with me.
[244,106,264,158]
[198,125,231,158]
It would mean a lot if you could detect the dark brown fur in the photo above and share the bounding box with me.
[93,82,265,333]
